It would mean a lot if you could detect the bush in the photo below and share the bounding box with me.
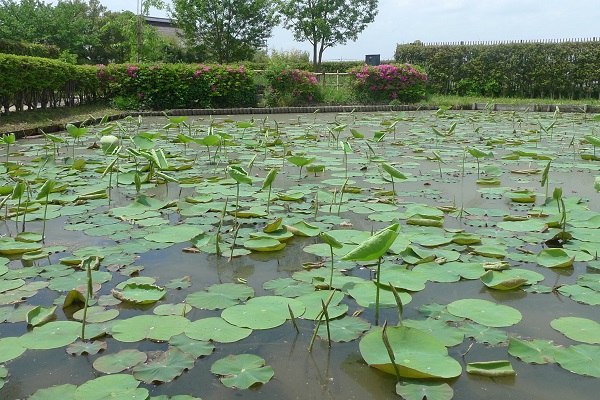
[347,63,427,104]
[264,66,323,107]
[97,63,256,110]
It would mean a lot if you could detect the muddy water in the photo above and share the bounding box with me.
[1,110,599,399]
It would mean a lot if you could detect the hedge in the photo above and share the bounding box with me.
[0,54,99,114]
[395,41,600,99]
[0,39,60,59]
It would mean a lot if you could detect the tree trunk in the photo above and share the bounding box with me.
[312,42,318,72]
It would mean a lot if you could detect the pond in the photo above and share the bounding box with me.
[1,108,599,400]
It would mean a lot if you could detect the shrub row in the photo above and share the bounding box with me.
[0,54,98,114]
[0,39,60,59]
[395,41,600,99]
[97,63,256,110]
[347,64,427,104]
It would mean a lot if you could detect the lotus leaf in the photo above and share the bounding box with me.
[185,317,252,343]
[536,249,575,268]
[341,223,400,262]
[112,283,165,304]
[111,315,190,342]
[186,283,254,310]
[93,349,147,374]
[29,384,77,400]
[211,354,274,389]
[74,374,148,400]
[402,318,465,347]
[144,225,204,243]
[345,281,412,308]
[169,333,214,358]
[0,336,26,363]
[551,317,600,344]
[18,320,80,350]
[221,296,305,329]
[459,323,508,345]
[508,338,558,364]
[359,326,462,378]
[315,315,371,342]
[26,305,56,327]
[243,237,286,252]
[395,380,454,400]
[554,344,600,377]
[466,360,515,376]
[133,347,195,384]
[66,340,107,355]
[447,299,522,327]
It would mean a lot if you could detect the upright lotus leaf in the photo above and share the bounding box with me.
[74,374,148,400]
[211,354,274,389]
[537,248,575,268]
[100,135,119,155]
[133,347,195,384]
[227,165,252,185]
[554,344,600,377]
[466,361,515,377]
[551,317,600,344]
[396,380,454,400]
[447,299,522,327]
[341,223,400,262]
[359,326,462,379]
[261,167,279,213]
[66,123,88,139]
[287,155,315,178]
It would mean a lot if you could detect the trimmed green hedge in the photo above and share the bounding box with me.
[395,41,600,99]
[0,39,60,59]
[0,54,98,114]
[98,63,257,110]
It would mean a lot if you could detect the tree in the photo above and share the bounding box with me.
[171,0,278,63]
[278,0,378,72]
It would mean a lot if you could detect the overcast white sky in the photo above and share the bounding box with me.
[85,0,600,61]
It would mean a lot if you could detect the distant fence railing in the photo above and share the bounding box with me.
[405,37,599,47]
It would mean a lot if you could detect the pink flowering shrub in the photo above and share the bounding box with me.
[347,63,427,104]
[264,67,323,107]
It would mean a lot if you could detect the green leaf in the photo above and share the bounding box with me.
[381,163,407,180]
[211,354,274,389]
[186,283,254,310]
[0,336,26,363]
[466,360,515,376]
[111,315,190,342]
[551,317,600,344]
[111,283,165,304]
[554,344,600,377]
[74,374,148,400]
[26,305,56,327]
[536,248,575,268]
[396,380,454,400]
[261,167,279,189]
[133,347,195,384]
[93,349,147,374]
[29,384,77,400]
[447,299,522,327]
[341,223,400,261]
[228,165,252,185]
[359,326,462,378]
[508,338,558,364]
[18,320,80,349]
[221,296,305,329]
[185,317,252,343]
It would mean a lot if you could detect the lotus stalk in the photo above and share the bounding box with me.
[36,179,55,242]
[381,163,407,198]
[320,232,343,288]
[227,165,252,223]
[261,168,279,214]
[1,133,15,166]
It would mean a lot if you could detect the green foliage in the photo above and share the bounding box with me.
[264,66,323,106]
[347,64,428,104]
[278,0,379,72]
[98,63,256,110]
[172,0,279,63]
[395,40,600,99]
[0,38,60,58]
[0,54,99,113]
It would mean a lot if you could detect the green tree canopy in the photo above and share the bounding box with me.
[171,0,278,63]
[278,0,378,72]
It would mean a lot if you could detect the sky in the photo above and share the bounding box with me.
[76,0,600,61]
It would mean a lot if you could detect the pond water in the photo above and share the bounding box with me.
[1,109,599,399]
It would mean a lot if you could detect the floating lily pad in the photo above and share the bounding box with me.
[29,384,77,400]
[185,317,252,343]
[554,344,600,377]
[243,237,286,252]
[536,248,575,268]
[221,296,305,329]
[133,347,195,384]
[466,360,515,376]
[74,374,148,400]
[169,333,215,358]
[0,336,26,363]
[66,340,107,355]
[551,317,600,344]
[402,318,465,347]
[262,278,315,297]
[359,326,462,378]
[144,225,204,243]
[112,283,165,304]
[93,349,148,374]
[315,316,370,342]
[508,338,558,364]
[111,315,190,342]
[0,238,43,255]
[211,354,274,389]
[395,380,453,400]
[459,323,508,344]
[186,283,254,310]
[345,281,412,309]
[19,320,80,350]
[26,305,57,327]
[447,299,522,327]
